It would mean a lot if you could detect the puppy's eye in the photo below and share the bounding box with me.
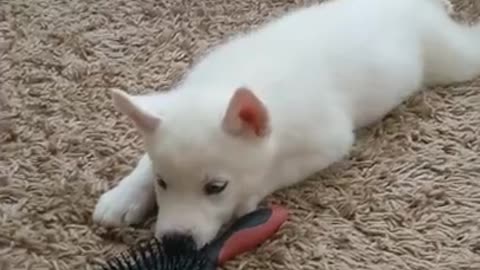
[204,180,228,196]
[157,177,167,190]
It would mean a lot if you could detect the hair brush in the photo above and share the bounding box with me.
[99,205,288,270]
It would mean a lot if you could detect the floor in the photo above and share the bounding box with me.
[1,0,480,269]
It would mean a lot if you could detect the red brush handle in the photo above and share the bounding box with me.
[202,205,288,266]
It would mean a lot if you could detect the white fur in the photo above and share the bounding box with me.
[93,0,480,247]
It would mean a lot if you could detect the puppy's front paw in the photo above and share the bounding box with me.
[93,184,155,227]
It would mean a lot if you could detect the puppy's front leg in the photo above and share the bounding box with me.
[93,154,156,226]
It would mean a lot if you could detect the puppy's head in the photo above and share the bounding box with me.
[110,87,274,247]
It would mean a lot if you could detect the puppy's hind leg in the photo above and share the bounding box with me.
[422,0,480,85]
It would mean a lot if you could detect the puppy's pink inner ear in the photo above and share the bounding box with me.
[238,103,267,136]
[223,88,270,137]
[111,89,161,134]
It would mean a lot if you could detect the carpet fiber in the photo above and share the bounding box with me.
[1,0,480,269]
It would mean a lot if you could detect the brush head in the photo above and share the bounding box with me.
[100,234,212,270]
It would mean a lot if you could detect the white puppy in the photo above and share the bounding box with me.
[93,0,480,246]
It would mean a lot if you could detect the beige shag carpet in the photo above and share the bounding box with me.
[1,0,480,269]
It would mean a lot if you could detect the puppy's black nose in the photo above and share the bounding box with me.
[163,230,192,238]
[159,231,198,250]
[159,229,194,241]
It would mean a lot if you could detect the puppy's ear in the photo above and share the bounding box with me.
[110,88,161,134]
[222,87,270,138]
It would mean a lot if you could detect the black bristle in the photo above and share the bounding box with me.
[98,235,211,270]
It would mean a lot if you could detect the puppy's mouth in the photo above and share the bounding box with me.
[213,201,267,240]
[215,216,237,239]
